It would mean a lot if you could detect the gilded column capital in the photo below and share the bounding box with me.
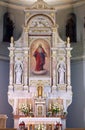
[50,12,55,19]
[52,24,59,32]
[52,26,56,32]
[51,51,57,58]
[24,26,29,32]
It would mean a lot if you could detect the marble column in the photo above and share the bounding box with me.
[51,26,57,90]
[66,38,72,90]
[52,51,56,88]
[23,26,29,91]
[8,37,14,91]
[52,26,57,47]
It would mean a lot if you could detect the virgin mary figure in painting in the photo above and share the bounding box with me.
[33,44,47,74]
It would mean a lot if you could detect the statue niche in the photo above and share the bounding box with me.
[58,62,66,84]
[14,60,23,84]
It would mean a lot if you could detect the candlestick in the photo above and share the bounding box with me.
[11,36,14,43]
[67,37,70,47]
[67,37,70,44]
[49,103,51,110]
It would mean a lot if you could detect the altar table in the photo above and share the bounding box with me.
[19,117,62,130]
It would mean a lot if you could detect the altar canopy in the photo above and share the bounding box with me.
[8,0,72,129]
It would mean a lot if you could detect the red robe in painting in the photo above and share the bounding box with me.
[34,46,46,71]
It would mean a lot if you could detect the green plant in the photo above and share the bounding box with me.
[63,111,67,115]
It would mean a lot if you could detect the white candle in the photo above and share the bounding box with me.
[30,104,31,109]
[49,104,51,109]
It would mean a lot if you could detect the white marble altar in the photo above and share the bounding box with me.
[19,117,61,125]
[19,117,62,130]
[8,0,72,129]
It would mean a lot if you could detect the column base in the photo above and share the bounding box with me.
[52,85,57,91]
[8,85,14,91]
[23,85,28,91]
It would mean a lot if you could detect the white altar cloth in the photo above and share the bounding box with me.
[19,117,61,125]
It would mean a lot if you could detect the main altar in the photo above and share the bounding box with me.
[19,117,62,130]
[8,0,72,130]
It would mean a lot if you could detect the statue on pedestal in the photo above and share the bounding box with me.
[15,61,23,84]
[58,63,66,84]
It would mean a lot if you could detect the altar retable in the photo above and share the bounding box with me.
[8,0,72,130]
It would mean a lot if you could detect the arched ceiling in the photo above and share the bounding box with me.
[0,0,84,10]
[0,0,80,5]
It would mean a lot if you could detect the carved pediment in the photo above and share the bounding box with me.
[28,15,53,27]
[26,0,54,10]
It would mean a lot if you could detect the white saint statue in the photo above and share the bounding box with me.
[58,63,66,84]
[15,61,23,84]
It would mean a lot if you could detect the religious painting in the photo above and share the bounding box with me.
[30,39,50,77]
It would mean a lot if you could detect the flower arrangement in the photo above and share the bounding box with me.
[54,122,62,130]
[20,104,29,116]
[19,121,25,129]
[52,104,60,114]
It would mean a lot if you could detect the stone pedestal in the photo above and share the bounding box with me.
[0,114,7,128]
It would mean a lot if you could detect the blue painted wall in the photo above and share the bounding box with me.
[0,60,14,128]
[67,60,85,128]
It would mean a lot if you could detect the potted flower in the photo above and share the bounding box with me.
[54,122,62,130]
[19,121,25,129]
